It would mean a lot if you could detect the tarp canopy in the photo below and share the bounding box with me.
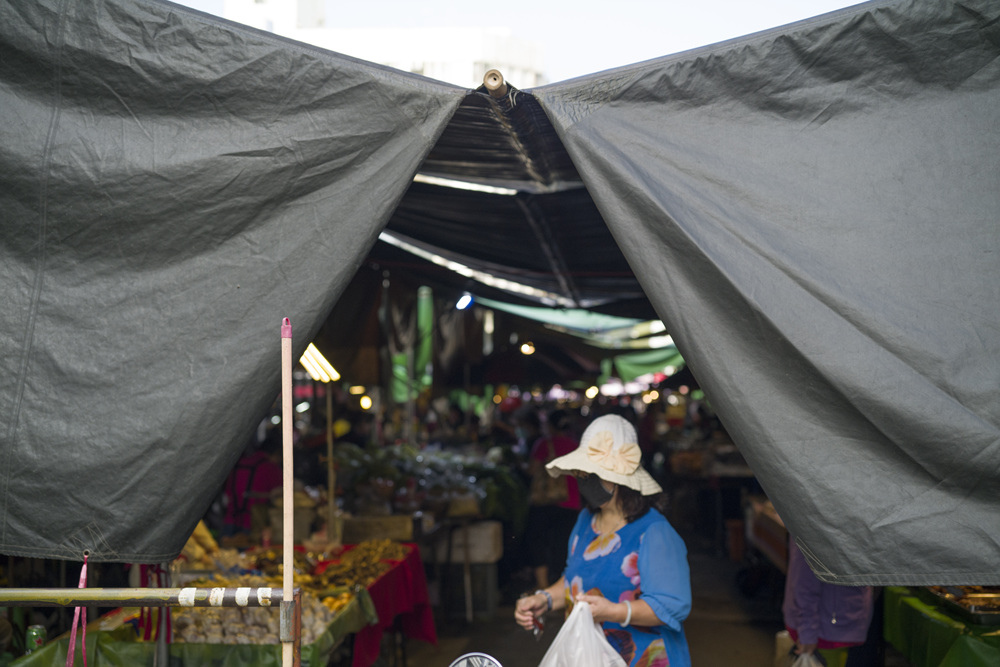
[1,0,997,585]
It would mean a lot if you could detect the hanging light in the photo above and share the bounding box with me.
[456,292,473,310]
[520,342,535,355]
[299,343,340,383]
[413,173,518,196]
[379,232,575,307]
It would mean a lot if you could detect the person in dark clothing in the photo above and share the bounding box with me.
[783,538,875,667]
[523,409,581,588]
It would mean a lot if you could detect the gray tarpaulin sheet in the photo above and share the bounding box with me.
[0,0,465,562]
[1,0,998,584]
[534,0,1000,584]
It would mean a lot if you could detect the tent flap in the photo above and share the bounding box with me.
[534,0,1000,584]
[0,0,464,562]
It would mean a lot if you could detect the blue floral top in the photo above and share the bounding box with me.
[563,508,691,667]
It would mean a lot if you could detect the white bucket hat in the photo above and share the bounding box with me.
[546,414,662,495]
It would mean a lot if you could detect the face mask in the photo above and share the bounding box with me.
[578,473,614,508]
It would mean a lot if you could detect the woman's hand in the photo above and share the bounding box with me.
[795,641,817,655]
[575,593,627,625]
[515,593,548,631]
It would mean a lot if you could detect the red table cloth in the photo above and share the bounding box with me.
[346,543,437,667]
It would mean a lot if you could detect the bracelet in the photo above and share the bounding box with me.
[535,589,553,612]
[622,600,632,627]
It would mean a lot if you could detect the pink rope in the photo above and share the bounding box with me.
[65,554,88,667]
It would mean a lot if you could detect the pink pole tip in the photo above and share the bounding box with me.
[281,318,292,338]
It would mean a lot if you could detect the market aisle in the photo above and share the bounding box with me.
[404,547,785,667]
[684,548,785,666]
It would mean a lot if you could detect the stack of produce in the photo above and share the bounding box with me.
[314,539,409,588]
[171,539,409,645]
[333,443,528,532]
[172,573,349,644]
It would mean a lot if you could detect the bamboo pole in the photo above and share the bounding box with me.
[3,585,300,662]
[326,387,336,545]
[280,318,294,667]
[483,69,507,98]
[0,587,291,607]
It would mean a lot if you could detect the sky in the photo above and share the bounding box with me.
[173,0,868,83]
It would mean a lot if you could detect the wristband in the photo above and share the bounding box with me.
[535,589,553,612]
[622,600,632,627]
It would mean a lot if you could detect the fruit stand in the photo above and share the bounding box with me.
[9,540,434,667]
[883,586,1000,667]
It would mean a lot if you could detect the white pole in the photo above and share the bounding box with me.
[280,318,294,667]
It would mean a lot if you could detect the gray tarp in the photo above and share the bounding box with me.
[0,0,466,562]
[533,0,1000,585]
[1,0,998,584]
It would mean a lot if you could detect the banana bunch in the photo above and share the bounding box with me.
[321,591,354,612]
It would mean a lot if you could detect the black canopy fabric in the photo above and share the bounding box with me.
[1,0,997,584]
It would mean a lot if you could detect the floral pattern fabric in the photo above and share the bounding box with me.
[563,508,692,667]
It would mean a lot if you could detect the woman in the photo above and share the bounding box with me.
[782,538,874,667]
[515,414,691,667]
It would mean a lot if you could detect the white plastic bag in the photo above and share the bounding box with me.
[537,601,628,667]
[791,653,824,667]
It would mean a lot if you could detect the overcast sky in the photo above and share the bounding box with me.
[171,0,868,83]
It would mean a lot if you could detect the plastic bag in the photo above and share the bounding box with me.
[791,653,824,667]
[537,602,627,667]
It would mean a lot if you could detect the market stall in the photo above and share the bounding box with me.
[883,586,1000,667]
[743,495,788,574]
[11,596,373,667]
[8,540,435,667]
[664,432,762,558]
[342,543,436,667]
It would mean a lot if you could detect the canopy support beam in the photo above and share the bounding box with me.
[516,195,582,307]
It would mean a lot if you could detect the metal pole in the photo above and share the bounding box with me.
[155,590,169,667]
[293,588,302,667]
[463,522,473,623]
